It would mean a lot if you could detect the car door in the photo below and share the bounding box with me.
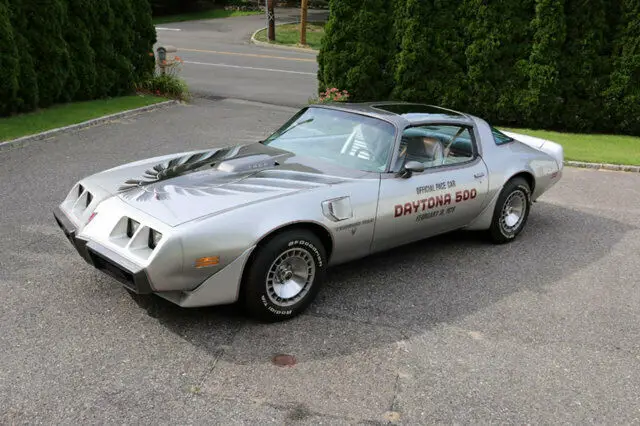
[371,123,489,253]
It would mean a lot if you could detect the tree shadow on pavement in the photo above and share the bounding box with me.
[129,201,635,363]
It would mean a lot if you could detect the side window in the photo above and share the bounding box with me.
[395,124,475,170]
[491,127,513,145]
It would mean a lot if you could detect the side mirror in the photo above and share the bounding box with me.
[397,161,424,178]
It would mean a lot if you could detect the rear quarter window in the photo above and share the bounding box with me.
[491,127,514,145]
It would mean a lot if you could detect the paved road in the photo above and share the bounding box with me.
[155,9,325,107]
[1,98,640,424]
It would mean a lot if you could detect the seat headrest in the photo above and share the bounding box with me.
[406,136,441,160]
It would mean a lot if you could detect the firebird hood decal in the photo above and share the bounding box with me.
[82,142,366,226]
[118,145,243,198]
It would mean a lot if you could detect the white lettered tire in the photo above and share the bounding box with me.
[241,230,327,322]
[489,177,532,243]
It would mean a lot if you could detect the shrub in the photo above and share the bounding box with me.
[318,0,394,101]
[110,0,136,96]
[392,0,466,109]
[522,0,567,128]
[131,0,158,82]
[0,0,18,115]
[604,0,640,135]
[65,0,98,101]
[8,0,38,113]
[558,0,609,132]
[136,56,190,101]
[1,0,158,117]
[459,0,535,125]
[88,0,118,98]
[318,0,640,135]
[20,0,72,107]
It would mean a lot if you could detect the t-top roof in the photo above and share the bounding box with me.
[312,102,473,126]
[372,103,464,116]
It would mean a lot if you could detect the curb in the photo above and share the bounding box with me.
[564,160,640,173]
[0,99,179,152]
[250,25,319,54]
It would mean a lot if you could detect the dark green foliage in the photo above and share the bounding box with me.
[137,73,190,101]
[319,0,640,135]
[318,0,394,101]
[558,0,609,132]
[460,0,535,125]
[89,0,118,98]
[1,0,156,117]
[8,0,38,112]
[392,0,466,109]
[109,0,136,96]
[604,0,640,135]
[0,0,18,115]
[131,0,157,82]
[21,0,72,107]
[522,0,567,127]
[66,0,98,100]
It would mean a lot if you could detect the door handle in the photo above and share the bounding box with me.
[474,172,485,179]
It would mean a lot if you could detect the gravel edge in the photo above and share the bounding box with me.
[564,160,640,173]
[0,99,179,152]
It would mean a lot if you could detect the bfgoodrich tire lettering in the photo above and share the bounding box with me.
[242,230,327,322]
[489,177,531,244]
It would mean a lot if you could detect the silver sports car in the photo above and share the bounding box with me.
[54,102,563,321]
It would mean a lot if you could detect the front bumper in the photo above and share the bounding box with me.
[53,206,153,294]
[53,206,253,307]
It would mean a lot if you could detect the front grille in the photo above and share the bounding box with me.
[89,250,135,290]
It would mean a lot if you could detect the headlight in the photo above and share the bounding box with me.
[126,218,140,237]
[148,229,163,249]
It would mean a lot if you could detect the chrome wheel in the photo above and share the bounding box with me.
[500,190,527,234]
[266,248,316,307]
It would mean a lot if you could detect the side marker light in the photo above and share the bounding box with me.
[194,256,220,268]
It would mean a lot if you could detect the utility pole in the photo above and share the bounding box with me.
[300,0,308,46]
[267,0,275,41]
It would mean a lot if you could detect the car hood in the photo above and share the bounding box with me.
[86,143,362,226]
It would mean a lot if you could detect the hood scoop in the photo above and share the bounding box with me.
[217,154,279,174]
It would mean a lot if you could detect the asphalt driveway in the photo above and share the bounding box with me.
[1,98,639,424]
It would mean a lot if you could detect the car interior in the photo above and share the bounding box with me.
[395,126,475,170]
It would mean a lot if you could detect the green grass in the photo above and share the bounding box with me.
[153,9,261,25]
[500,127,640,165]
[255,22,325,50]
[0,95,168,142]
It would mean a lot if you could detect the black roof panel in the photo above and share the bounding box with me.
[372,103,464,117]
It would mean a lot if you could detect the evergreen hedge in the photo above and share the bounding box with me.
[318,0,394,101]
[1,0,156,117]
[318,0,640,135]
[0,0,18,115]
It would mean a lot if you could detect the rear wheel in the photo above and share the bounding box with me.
[489,177,531,243]
[241,230,327,322]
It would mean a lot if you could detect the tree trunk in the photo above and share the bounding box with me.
[300,0,308,45]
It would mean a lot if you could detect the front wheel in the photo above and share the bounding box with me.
[488,177,531,243]
[241,230,327,322]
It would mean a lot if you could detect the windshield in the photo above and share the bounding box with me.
[262,107,396,172]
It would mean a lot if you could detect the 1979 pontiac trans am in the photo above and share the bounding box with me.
[54,102,563,321]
